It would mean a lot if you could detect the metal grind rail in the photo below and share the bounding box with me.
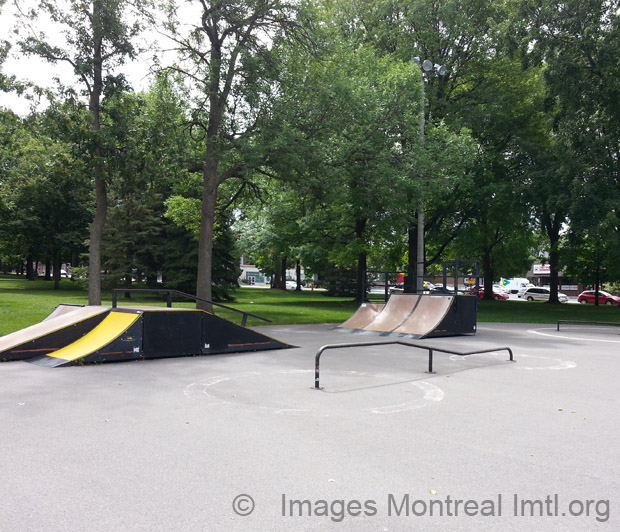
[111,288,271,326]
[557,320,620,332]
[314,341,514,389]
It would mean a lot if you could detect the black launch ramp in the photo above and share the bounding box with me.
[137,308,292,359]
[26,307,293,367]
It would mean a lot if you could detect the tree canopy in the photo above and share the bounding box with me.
[2,0,620,303]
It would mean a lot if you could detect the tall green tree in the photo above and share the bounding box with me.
[511,0,620,301]
[162,0,308,309]
[0,110,91,285]
[16,0,150,304]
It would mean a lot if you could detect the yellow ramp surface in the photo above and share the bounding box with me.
[47,312,141,362]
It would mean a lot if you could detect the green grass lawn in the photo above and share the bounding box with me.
[1,274,620,336]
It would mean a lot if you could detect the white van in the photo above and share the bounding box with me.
[500,277,534,294]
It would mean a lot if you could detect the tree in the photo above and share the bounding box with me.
[0,110,91,285]
[511,0,620,300]
[16,0,149,303]
[100,76,191,291]
[328,0,497,290]
[161,0,308,309]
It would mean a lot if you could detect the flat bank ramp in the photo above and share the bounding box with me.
[0,306,110,361]
[337,303,385,330]
[29,311,143,368]
[363,294,421,333]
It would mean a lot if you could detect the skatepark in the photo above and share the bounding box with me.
[0,294,617,531]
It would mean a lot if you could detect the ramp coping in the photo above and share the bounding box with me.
[313,341,514,389]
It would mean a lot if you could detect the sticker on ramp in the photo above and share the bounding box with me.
[184,370,443,417]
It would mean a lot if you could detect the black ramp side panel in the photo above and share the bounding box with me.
[142,311,203,358]
[428,295,477,337]
[202,312,292,354]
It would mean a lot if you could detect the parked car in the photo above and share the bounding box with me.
[389,281,435,294]
[519,286,569,303]
[473,286,509,300]
[516,284,536,299]
[493,284,509,295]
[577,290,620,306]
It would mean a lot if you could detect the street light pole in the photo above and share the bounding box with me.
[412,57,446,293]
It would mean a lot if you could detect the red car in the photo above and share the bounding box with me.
[577,290,620,306]
[472,287,509,300]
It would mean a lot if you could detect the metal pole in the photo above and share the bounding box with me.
[427,348,435,374]
[384,272,389,302]
[314,352,321,389]
[416,70,426,294]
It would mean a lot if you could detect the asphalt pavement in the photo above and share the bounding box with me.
[0,322,618,531]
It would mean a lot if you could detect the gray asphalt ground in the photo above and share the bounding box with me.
[1,321,618,532]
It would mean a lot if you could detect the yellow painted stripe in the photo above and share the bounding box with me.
[49,312,141,362]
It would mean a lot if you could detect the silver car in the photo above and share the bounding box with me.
[521,287,568,303]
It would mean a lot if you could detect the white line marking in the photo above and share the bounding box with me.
[528,328,620,344]
[370,382,444,414]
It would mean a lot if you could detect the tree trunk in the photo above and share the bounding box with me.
[53,254,61,290]
[545,214,563,305]
[482,249,494,300]
[196,176,218,311]
[45,259,52,281]
[404,226,416,293]
[26,255,35,280]
[295,258,302,291]
[594,268,600,306]
[87,11,105,306]
[356,251,367,304]
[88,175,107,305]
[354,218,368,303]
[281,256,287,289]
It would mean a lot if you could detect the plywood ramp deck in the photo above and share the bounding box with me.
[363,294,421,332]
[392,296,453,336]
[337,302,386,330]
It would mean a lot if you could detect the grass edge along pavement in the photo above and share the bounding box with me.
[2,274,620,336]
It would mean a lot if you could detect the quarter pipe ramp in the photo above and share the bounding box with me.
[337,294,476,338]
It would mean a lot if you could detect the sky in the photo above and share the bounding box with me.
[0,0,196,115]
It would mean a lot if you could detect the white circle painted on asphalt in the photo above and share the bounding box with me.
[184,370,444,416]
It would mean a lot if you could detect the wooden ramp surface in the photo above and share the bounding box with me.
[363,295,421,332]
[338,294,458,339]
[337,303,386,330]
[392,296,453,336]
